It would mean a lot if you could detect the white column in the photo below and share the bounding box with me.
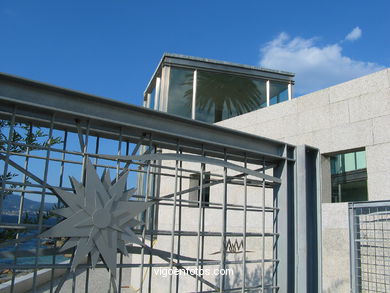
[288,83,293,100]
[266,80,270,107]
[154,77,161,110]
[192,70,197,120]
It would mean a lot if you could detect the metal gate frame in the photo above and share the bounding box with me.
[0,72,321,292]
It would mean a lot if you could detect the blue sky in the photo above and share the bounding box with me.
[1,0,389,102]
[0,1,389,204]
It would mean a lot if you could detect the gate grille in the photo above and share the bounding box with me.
[0,75,297,293]
[349,201,390,293]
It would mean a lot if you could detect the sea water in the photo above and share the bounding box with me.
[0,215,68,265]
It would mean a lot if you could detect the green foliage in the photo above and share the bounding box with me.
[0,120,63,241]
[0,120,62,153]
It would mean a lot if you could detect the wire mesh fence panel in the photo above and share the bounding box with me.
[349,202,390,293]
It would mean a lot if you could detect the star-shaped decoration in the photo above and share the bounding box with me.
[41,159,153,277]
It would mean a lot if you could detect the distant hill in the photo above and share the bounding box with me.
[2,194,56,215]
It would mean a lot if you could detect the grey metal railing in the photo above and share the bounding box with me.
[0,72,320,292]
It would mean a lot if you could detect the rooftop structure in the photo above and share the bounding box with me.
[144,53,294,123]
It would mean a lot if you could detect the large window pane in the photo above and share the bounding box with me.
[269,81,288,105]
[149,86,156,110]
[330,149,367,203]
[167,67,193,119]
[195,71,266,123]
[356,150,366,169]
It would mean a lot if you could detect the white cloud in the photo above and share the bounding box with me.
[345,27,362,41]
[259,33,384,95]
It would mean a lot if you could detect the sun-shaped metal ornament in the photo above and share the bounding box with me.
[40,159,153,277]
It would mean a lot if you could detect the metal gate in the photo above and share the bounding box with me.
[349,201,390,292]
[0,73,319,292]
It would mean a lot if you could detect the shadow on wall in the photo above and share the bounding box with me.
[214,256,273,293]
[323,279,347,293]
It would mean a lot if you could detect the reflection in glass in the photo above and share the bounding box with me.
[269,82,288,105]
[330,150,367,203]
[331,150,366,174]
[149,86,156,110]
[191,71,266,123]
[167,67,193,119]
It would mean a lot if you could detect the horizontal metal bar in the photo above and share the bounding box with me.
[0,73,290,162]
[198,285,279,293]
[349,200,390,209]
[0,223,277,239]
[0,258,279,270]
[100,153,281,183]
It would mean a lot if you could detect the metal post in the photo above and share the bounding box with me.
[274,146,289,293]
[169,142,180,292]
[241,156,248,293]
[219,150,228,292]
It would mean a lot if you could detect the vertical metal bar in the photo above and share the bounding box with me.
[168,142,180,293]
[31,114,55,292]
[10,123,31,292]
[0,106,16,221]
[288,83,292,100]
[81,121,91,292]
[50,130,68,293]
[367,208,371,292]
[219,150,228,292]
[84,133,99,293]
[139,135,153,293]
[200,177,207,293]
[118,253,124,293]
[295,146,307,293]
[175,149,183,293]
[95,136,100,165]
[192,70,197,120]
[241,155,248,293]
[16,124,32,225]
[72,272,76,293]
[349,203,358,293]
[195,147,205,292]
[80,120,90,183]
[274,146,289,293]
[373,208,378,292]
[116,128,123,293]
[261,158,266,292]
[381,211,387,292]
[124,141,131,291]
[149,163,156,293]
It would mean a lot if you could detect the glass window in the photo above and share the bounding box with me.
[149,87,156,110]
[330,150,367,203]
[195,71,266,123]
[269,81,288,105]
[167,67,194,119]
[331,150,366,174]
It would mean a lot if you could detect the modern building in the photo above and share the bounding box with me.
[143,54,390,292]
